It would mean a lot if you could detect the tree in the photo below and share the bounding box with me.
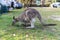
[41,0,45,7]
[57,0,60,2]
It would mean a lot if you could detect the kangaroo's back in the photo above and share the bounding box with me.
[25,8,44,25]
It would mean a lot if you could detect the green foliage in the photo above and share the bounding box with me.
[57,0,60,2]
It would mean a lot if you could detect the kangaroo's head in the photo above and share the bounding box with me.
[12,16,19,25]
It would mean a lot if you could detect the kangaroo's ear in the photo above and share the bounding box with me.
[13,16,15,19]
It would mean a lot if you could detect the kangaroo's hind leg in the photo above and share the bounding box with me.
[26,18,36,28]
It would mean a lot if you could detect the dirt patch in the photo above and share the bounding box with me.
[50,15,60,21]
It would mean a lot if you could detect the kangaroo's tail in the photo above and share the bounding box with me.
[36,10,56,26]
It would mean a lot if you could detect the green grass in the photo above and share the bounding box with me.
[0,7,60,40]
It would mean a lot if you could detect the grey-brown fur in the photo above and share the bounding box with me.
[12,8,44,28]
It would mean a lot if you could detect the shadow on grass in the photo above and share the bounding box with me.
[9,23,57,30]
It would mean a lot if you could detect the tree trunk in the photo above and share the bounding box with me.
[41,0,45,7]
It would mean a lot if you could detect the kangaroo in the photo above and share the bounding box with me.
[12,8,45,28]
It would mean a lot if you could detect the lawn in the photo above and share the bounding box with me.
[0,7,60,40]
